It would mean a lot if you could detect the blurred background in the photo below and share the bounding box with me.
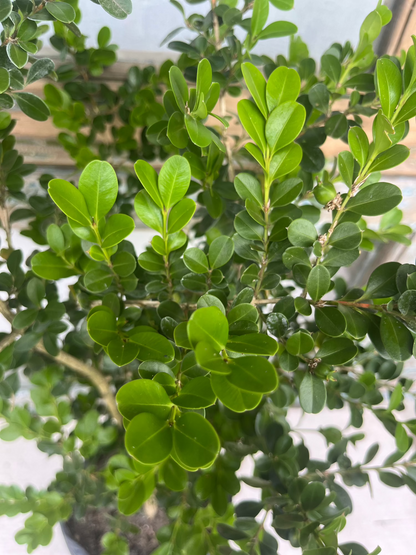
[1,0,416,553]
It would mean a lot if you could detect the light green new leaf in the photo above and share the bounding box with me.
[237,99,267,151]
[288,218,317,247]
[265,101,306,153]
[234,173,263,206]
[211,373,262,412]
[173,412,220,469]
[196,58,212,100]
[134,160,163,208]
[266,66,301,113]
[227,356,278,394]
[251,0,269,37]
[168,198,196,233]
[376,58,402,120]
[173,377,216,409]
[129,332,175,363]
[188,307,229,351]
[185,114,212,148]
[242,63,268,118]
[126,413,172,465]
[183,248,209,274]
[169,65,188,113]
[117,379,173,421]
[49,179,91,226]
[258,21,297,40]
[134,190,163,234]
[158,155,191,209]
[78,161,118,222]
[102,214,134,248]
[348,127,369,167]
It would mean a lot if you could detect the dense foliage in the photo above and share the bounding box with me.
[0,0,416,554]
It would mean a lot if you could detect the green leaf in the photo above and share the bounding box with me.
[158,155,191,209]
[304,549,336,555]
[134,160,163,208]
[329,222,362,250]
[169,66,188,113]
[129,332,175,363]
[107,338,140,367]
[299,374,327,414]
[395,422,409,451]
[308,83,330,113]
[338,151,354,187]
[84,268,113,292]
[242,63,268,118]
[188,307,229,350]
[301,481,326,510]
[227,356,278,393]
[160,458,187,491]
[237,99,266,151]
[168,198,195,233]
[265,101,306,153]
[116,379,173,420]
[78,161,118,222]
[361,261,400,299]
[286,330,314,355]
[98,0,132,19]
[134,191,163,233]
[13,92,50,121]
[288,218,317,247]
[13,308,38,329]
[258,21,297,40]
[87,310,118,346]
[27,278,45,307]
[367,144,410,173]
[6,44,28,69]
[112,251,136,277]
[196,58,212,100]
[173,412,220,469]
[167,111,188,148]
[102,214,134,248]
[321,54,341,83]
[270,0,294,9]
[317,338,358,365]
[380,314,413,361]
[209,236,234,269]
[266,66,300,114]
[26,58,55,86]
[0,67,10,94]
[31,251,76,280]
[185,114,212,148]
[211,373,262,412]
[226,333,278,355]
[0,0,12,22]
[315,307,347,337]
[271,177,303,206]
[46,1,76,23]
[49,179,91,226]
[118,473,154,516]
[235,211,263,241]
[173,377,216,409]
[394,91,416,125]
[126,413,172,465]
[376,58,402,120]
[269,143,303,180]
[251,0,269,37]
[346,183,402,216]
[234,173,263,206]
[348,127,369,167]
[183,248,209,274]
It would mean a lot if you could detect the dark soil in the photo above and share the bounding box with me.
[66,507,168,555]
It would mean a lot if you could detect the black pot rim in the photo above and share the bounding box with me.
[60,522,91,555]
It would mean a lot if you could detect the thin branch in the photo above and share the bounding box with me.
[0,300,122,427]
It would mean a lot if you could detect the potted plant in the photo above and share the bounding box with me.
[0,0,415,554]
